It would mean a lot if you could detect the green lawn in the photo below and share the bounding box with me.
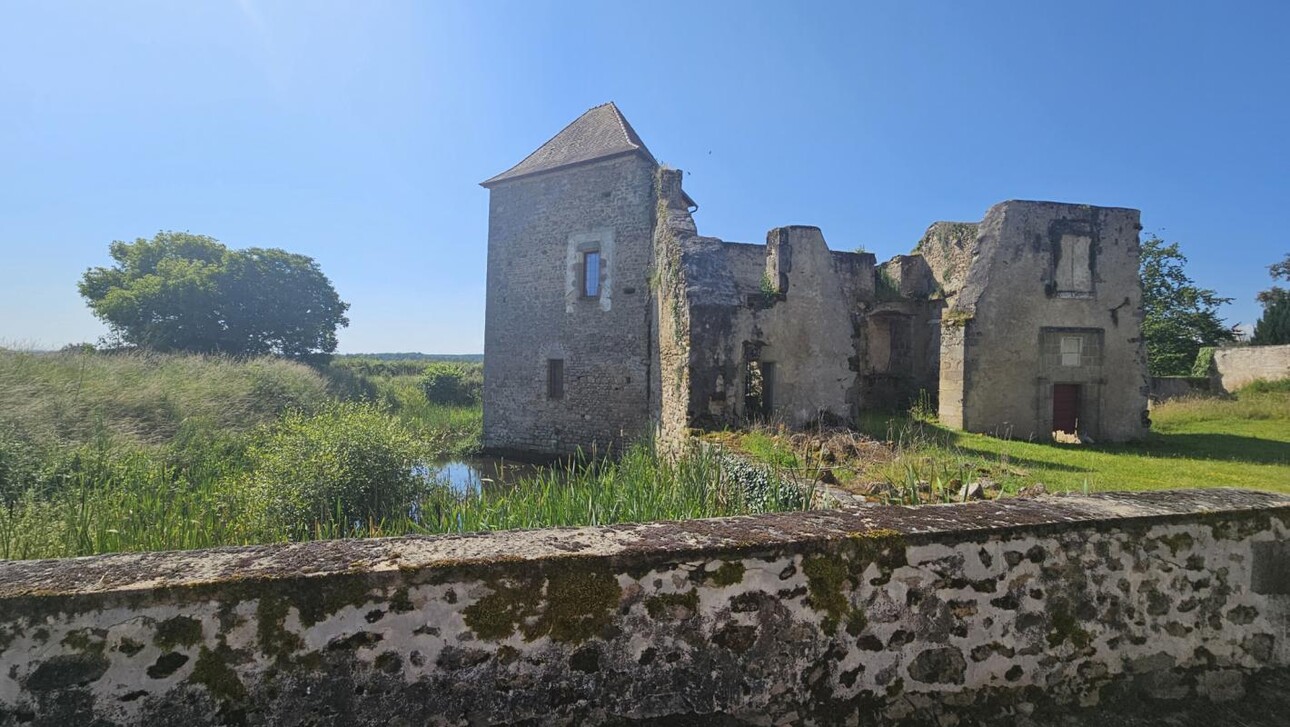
[722,386,1290,498]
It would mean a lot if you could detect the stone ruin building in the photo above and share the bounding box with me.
[481,103,1150,456]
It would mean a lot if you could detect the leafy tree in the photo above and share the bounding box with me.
[1252,253,1290,345]
[79,232,349,359]
[1139,235,1234,376]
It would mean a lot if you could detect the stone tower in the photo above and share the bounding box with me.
[480,103,685,456]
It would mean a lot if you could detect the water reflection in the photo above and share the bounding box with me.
[414,457,547,493]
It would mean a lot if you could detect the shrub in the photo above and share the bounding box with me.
[419,363,482,406]
[241,403,423,537]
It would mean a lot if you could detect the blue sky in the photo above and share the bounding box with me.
[2,1,1286,353]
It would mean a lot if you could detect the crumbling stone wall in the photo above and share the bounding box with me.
[1210,344,1290,393]
[938,201,1150,441]
[482,154,658,456]
[914,220,979,296]
[653,173,943,433]
[0,489,1286,726]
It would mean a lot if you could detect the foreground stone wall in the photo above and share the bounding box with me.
[1,489,1287,726]
[1212,344,1290,393]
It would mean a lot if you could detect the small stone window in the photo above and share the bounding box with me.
[1041,328,1103,369]
[547,359,564,399]
[581,251,601,298]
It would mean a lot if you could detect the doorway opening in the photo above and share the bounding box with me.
[744,360,775,421]
[1052,383,1080,435]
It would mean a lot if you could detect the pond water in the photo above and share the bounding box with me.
[414,456,550,493]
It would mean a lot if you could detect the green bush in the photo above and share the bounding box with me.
[419,363,482,406]
[241,403,423,537]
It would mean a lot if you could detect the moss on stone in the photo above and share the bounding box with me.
[943,308,974,327]
[1047,603,1092,649]
[463,566,622,644]
[154,616,203,649]
[189,646,247,703]
[256,595,303,663]
[803,555,851,633]
[461,581,533,641]
[539,569,621,643]
[60,628,107,655]
[704,561,746,588]
[645,589,699,620]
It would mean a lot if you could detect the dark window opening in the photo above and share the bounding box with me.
[582,251,601,298]
[744,359,775,420]
[547,359,564,399]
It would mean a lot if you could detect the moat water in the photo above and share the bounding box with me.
[414,457,548,493]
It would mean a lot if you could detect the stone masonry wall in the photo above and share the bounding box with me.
[1,489,1287,726]
[1211,344,1290,393]
[482,154,658,456]
[939,201,1149,442]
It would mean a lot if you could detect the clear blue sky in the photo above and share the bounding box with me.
[2,1,1286,353]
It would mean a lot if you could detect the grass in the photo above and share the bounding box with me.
[719,383,1290,500]
[0,350,805,560]
[0,348,335,449]
[0,441,809,560]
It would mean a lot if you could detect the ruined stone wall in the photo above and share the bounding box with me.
[482,154,658,456]
[1,489,1287,726]
[939,201,1149,441]
[1211,344,1290,393]
[914,220,979,297]
[651,169,694,448]
[682,226,876,428]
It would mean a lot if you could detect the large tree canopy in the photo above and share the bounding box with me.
[79,232,349,359]
[1252,253,1290,345]
[1139,235,1234,376]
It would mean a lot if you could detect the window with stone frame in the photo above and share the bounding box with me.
[1041,329,1102,369]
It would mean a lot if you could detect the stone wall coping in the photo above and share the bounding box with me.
[1,489,1286,602]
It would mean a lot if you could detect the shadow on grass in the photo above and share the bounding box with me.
[948,447,1094,474]
[857,411,1290,469]
[1102,432,1290,466]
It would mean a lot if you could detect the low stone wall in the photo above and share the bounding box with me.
[0,490,1288,726]
[1213,344,1290,392]
[1149,375,1212,402]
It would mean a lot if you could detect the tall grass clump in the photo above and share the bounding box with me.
[238,403,424,539]
[410,442,811,534]
[0,348,334,449]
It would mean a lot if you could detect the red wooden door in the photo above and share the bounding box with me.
[1052,384,1080,434]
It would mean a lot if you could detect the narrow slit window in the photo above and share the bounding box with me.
[547,358,564,399]
[582,251,601,298]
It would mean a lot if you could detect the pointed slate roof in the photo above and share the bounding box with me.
[481,102,657,187]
